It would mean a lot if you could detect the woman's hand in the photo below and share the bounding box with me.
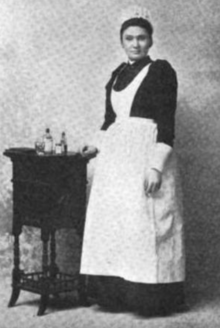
[145,168,162,196]
[81,145,99,159]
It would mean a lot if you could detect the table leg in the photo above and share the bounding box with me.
[41,229,50,275]
[50,229,59,279]
[78,235,88,306]
[77,214,88,306]
[37,295,49,316]
[38,229,50,316]
[78,274,88,306]
[8,228,21,307]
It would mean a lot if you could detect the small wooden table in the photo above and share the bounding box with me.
[4,148,88,315]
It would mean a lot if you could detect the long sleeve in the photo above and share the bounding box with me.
[148,61,177,172]
[149,143,172,173]
[153,60,177,147]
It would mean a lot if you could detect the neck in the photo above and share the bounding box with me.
[128,59,136,64]
[127,55,150,65]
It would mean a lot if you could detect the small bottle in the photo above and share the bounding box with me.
[35,137,45,155]
[60,132,67,154]
[55,143,62,154]
[43,128,53,154]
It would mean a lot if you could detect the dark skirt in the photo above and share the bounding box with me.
[86,275,185,316]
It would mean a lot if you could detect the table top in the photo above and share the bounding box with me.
[4,148,88,229]
[3,148,86,161]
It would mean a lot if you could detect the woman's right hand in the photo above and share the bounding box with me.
[144,168,162,197]
[81,145,99,159]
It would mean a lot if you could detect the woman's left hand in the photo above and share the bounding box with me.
[145,169,162,196]
[81,145,99,159]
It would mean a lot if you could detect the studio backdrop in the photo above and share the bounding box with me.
[0,0,220,304]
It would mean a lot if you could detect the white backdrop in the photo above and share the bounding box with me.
[1,0,220,301]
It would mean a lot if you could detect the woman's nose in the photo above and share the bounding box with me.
[132,38,139,47]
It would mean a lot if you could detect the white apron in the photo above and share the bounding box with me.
[80,64,185,284]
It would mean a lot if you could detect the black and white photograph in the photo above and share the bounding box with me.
[0,0,220,327]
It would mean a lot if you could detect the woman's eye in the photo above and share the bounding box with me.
[125,36,133,41]
[138,36,147,41]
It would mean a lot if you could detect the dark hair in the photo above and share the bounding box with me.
[120,17,153,47]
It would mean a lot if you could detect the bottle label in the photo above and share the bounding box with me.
[55,144,62,154]
[44,140,53,153]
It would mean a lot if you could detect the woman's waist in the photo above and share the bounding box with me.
[113,117,156,127]
[105,117,158,143]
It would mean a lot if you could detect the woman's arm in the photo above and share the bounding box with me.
[149,60,177,172]
[145,61,177,195]
[154,60,177,147]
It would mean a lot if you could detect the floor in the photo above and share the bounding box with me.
[1,277,220,328]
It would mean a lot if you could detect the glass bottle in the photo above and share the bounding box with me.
[43,128,53,154]
[35,137,45,155]
[60,132,67,154]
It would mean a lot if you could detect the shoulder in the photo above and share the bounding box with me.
[149,59,177,86]
[150,59,177,78]
[105,62,127,89]
[111,62,127,75]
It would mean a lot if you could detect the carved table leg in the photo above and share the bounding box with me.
[50,229,59,279]
[38,229,50,316]
[77,218,88,306]
[78,274,88,306]
[8,227,21,307]
[77,236,88,306]
[50,229,60,300]
[37,295,49,316]
[42,229,50,275]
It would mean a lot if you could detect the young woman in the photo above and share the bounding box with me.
[80,9,185,316]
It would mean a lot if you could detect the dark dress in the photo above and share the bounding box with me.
[84,56,185,316]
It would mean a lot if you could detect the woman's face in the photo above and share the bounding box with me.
[121,26,151,62]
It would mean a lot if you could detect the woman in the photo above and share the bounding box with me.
[80,8,185,316]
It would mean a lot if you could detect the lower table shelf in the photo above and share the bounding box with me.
[19,271,78,294]
[9,269,88,316]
